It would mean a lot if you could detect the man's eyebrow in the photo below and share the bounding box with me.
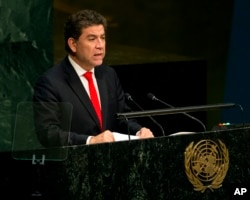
[86,34,97,37]
[86,34,105,38]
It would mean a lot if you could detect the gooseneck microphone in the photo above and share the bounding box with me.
[147,93,207,132]
[125,93,165,136]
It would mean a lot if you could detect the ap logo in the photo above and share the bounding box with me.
[231,186,249,200]
[234,188,247,195]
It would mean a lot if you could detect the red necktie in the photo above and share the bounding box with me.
[84,72,102,128]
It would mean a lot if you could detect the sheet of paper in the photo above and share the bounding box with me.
[168,132,196,137]
[113,132,139,141]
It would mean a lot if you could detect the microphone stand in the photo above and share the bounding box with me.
[148,94,207,132]
[117,103,237,119]
[125,93,165,136]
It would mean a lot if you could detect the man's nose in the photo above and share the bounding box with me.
[96,38,105,48]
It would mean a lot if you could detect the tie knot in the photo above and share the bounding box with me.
[84,71,93,81]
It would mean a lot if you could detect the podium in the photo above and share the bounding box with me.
[1,126,250,199]
[36,126,250,200]
[2,103,249,199]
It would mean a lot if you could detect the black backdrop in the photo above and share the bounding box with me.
[112,60,207,136]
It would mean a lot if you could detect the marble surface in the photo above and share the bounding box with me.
[0,0,53,152]
[45,127,249,199]
[1,127,250,199]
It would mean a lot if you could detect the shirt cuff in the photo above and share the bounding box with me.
[86,136,93,144]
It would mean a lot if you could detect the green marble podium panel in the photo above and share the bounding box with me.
[39,127,250,200]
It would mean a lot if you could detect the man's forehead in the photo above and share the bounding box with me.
[82,25,105,35]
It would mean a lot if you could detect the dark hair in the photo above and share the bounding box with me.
[64,9,107,53]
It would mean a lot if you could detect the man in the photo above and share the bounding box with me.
[33,9,154,147]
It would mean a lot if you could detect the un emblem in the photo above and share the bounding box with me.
[184,139,229,193]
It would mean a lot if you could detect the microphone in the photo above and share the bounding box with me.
[125,93,165,136]
[147,93,207,132]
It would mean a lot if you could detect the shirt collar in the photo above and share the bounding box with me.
[68,55,95,76]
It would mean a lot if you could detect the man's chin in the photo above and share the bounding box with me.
[93,60,103,66]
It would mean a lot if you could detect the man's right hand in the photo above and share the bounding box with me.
[89,130,115,144]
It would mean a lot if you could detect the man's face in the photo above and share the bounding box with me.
[70,25,106,70]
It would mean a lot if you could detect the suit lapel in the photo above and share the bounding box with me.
[95,67,108,130]
[63,59,102,129]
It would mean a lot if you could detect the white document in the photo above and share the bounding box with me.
[113,132,139,142]
[168,131,196,137]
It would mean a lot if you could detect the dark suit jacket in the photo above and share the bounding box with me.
[33,56,141,147]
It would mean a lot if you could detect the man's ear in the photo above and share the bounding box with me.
[67,38,77,53]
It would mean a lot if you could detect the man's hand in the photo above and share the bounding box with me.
[137,127,154,138]
[89,130,115,144]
